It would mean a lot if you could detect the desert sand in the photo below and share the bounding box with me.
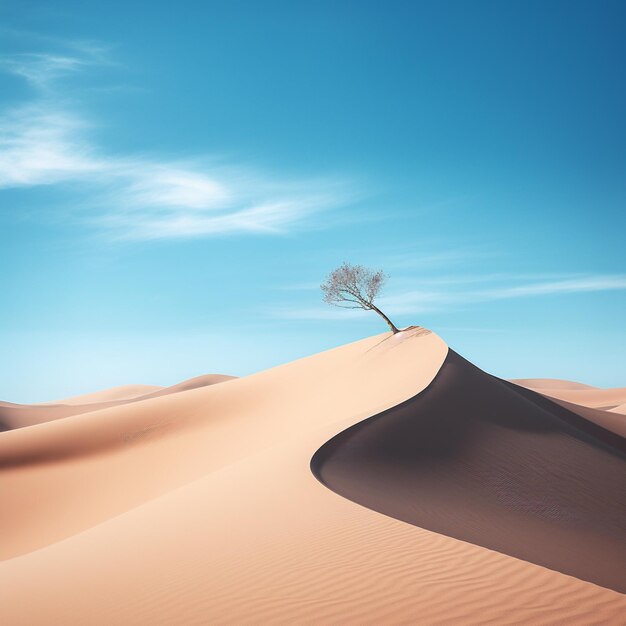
[0,373,235,431]
[539,387,626,409]
[42,384,165,405]
[1,329,624,625]
[537,396,626,437]
[513,379,626,411]
[511,378,597,390]
[512,378,626,436]
[313,350,626,593]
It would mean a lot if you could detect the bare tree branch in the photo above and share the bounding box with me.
[320,262,400,333]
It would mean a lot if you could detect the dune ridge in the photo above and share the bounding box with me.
[610,403,626,415]
[511,378,597,390]
[542,396,626,437]
[42,384,164,405]
[513,381,626,410]
[512,378,626,436]
[0,373,236,432]
[312,350,626,593]
[1,330,625,624]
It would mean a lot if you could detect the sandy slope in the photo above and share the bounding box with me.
[512,379,626,435]
[1,330,625,625]
[134,373,236,400]
[513,381,626,410]
[544,396,626,437]
[610,403,626,415]
[313,350,626,593]
[0,374,235,432]
[511,378,596,390]
[43,384,164,405]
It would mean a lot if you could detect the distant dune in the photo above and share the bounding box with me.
[512,378,626,435]
[540,396,626,437]
[1,330,624,625]
[42,384,164,406]
[513,380,626,410]
[510,377,597,390]
[136,373,236,399]
[0,374,236,431]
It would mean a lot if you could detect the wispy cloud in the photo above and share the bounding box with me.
[273,273,626,320]
[483,275,626,298]
[382,249,487,270]
[0,45,352,240]
[0,53,85,88]
[383,274,626,314]
[0,104,99,186]
[0,43,108,89]
[100,186,345,240]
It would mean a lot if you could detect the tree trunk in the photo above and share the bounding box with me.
[369,303,400,334]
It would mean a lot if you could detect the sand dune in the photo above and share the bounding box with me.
[43,384,164,405]
[0,399,115,431]
[546,387,626,409]
[134,373,235,399]
[1,330,624,624]
[0,373,235,432]
[543,396,626,437]
[511,378,596,390]
[513,381,626,410]
[511,378,626,436]
[313,350,626,593]
[0,330,442,559]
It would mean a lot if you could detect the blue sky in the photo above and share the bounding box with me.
[1,0,625,401]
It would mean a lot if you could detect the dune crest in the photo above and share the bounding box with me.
[312,350,626,593]
[543,396,626,437]
[610,403,626,415]
[511,378,596,390]
[512,379,626,436]
[513,381,626,410]
[0,373,235,432]
[42,384,164,406]
[1,331,625,624]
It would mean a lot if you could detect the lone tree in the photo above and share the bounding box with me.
[321,262,400,334]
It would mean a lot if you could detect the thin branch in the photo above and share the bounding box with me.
[320,262,399,333]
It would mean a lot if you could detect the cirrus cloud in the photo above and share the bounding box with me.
[271,272,626,320]
[0,46,354,240]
